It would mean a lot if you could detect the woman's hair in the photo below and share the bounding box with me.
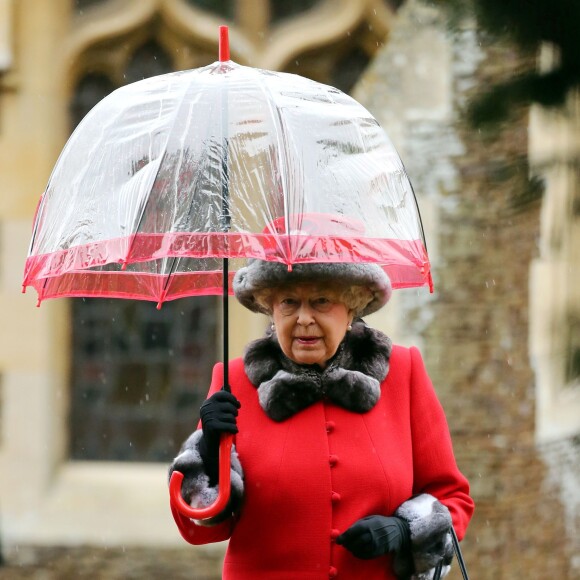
[254,283,374,317]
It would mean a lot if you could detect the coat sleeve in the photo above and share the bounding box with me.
[406,346,474,537]
[168,362,244,545]
[393,347,474,579]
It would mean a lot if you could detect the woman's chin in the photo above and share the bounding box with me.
[291,350,326,367]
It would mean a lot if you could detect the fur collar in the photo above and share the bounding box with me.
[243,319,392,421]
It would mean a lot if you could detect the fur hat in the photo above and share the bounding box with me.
[233,260,392,316]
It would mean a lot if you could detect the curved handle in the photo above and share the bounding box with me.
[169,433,233,520]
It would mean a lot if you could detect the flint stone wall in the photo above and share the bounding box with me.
[355,1,578,578]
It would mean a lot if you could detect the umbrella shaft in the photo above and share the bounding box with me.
[222,257,230,392]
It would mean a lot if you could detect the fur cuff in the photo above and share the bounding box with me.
[169,429,244,526]
[393,494,453,580]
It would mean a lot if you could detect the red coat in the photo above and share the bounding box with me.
[172,345,473,579]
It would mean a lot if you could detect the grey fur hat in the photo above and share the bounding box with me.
[233,260,392,316]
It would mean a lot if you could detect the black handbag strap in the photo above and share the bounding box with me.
[433,526,470,580]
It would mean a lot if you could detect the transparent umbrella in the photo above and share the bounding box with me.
[22,27,432,521]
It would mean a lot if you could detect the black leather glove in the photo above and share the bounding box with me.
[198,390,241,485]
[337,515,411,560]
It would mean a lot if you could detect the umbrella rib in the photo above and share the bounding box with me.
[157,71,231,310]
[255,70,293,257]
[123,79,199,270]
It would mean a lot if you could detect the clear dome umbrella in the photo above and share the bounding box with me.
[22,27,432,522]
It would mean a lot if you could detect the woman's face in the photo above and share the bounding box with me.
[271,285,352,368]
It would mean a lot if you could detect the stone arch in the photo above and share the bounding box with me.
[62,0,394,90]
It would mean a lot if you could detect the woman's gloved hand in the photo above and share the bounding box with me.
[336,515,411,560]
[198,390,241,484]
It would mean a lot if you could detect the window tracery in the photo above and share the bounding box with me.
[68,0,393,461]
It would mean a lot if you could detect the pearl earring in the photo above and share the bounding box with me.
[347,323,352,331]
[270,323,275,331]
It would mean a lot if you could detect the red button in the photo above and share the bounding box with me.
[329,566,338,578]
[326,421,336,433]
[331,492,341,503]
[329,455,339,466]
[331,529,340,541]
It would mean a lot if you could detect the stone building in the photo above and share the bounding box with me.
[0,0,578,578]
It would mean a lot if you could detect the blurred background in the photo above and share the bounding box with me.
[0,0,579,578]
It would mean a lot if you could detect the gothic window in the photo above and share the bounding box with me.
[67,0,391,462]
[125,41,174,84]
[184,0,235,19]
[70,73,114,128]
[69,40,219,462]
[270,0,320,23]
[331,45,372,95]
[74,0,110,13]
[70,298,216,461]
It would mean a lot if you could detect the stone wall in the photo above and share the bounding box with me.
[355,1,578,578]
[1,545,223,580]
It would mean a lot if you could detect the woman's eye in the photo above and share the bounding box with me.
[277,298,299,313]
[312,297,333,311]
[281,298,298,306]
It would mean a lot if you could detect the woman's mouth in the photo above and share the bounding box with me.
[295,336,320,345]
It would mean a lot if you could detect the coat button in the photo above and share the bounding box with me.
[331,492,341,503]
[329,454,339,466]
[329,566,338,578]
[330,529,340,541]
[325,421,336,433]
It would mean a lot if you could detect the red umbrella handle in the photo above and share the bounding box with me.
[169,433,233,519]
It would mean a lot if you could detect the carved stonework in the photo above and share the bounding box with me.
[63,0,393,92]
[64,0,396,463]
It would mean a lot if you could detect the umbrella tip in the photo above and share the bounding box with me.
[21,284,26,294]
[219,25,230,62]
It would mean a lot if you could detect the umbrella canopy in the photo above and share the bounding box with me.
[23,58,431,307]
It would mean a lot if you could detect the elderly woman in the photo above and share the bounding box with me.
[169,260,474,580]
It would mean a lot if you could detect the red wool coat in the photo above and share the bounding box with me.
[172,345,473,579]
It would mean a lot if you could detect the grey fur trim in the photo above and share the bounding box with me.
[168,429,244,526]
[244,319,391,421]
[393,494,454,580]
[233,260,392,316]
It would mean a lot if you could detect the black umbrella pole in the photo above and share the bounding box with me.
[222,257,230,393]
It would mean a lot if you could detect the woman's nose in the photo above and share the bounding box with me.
[296,304,316,325]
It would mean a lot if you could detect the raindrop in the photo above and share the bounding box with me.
[145,393,149,401]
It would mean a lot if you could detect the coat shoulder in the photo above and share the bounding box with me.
[387,344,413,372]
